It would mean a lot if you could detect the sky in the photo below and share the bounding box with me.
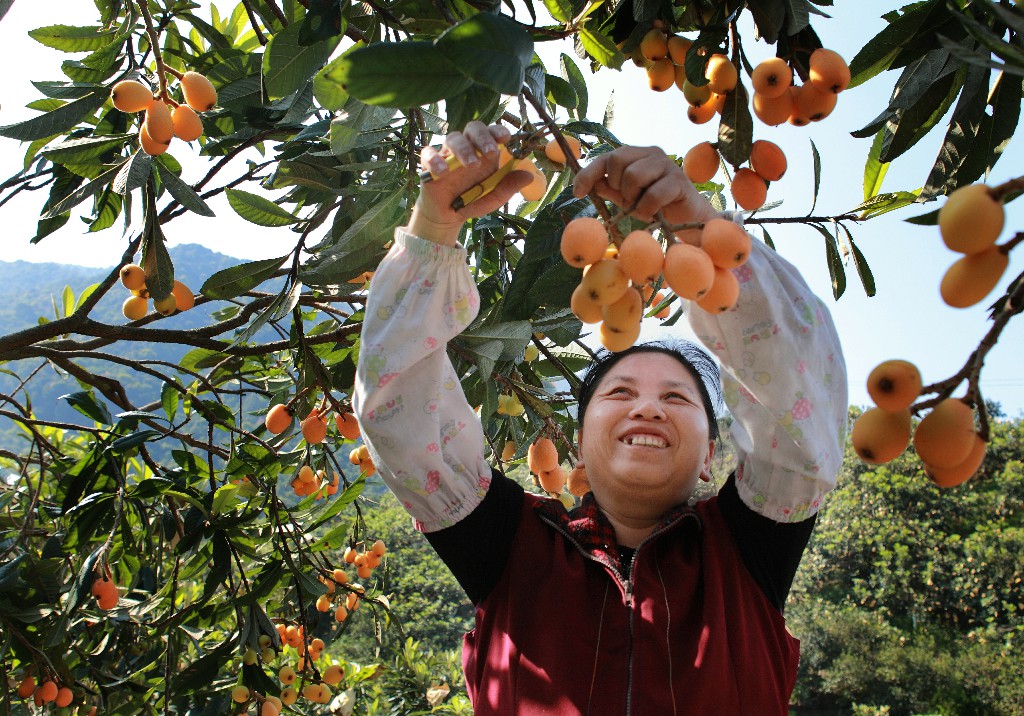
[0,0,1022,416]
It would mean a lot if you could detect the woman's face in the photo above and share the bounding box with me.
[578,352,715,516]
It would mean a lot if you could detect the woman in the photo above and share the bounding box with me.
[353,122,848,714]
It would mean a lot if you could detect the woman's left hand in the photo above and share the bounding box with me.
[572,145,719,225]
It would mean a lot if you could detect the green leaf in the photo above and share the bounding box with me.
[29,24,118,52]
[746,0,787,44]
[880,63,965,163]
[545,74,578,109]
[922,63,990,198]
[0,89,107,141]
[841,225,877,297]
[201,255,289,300]
[156,162,216,217]
[162,382,180,422]
[848,0,947,89]
[561,53,588,119]
[263,19,341,101]
[578,26,625,69]
[462,320,533,361]
[542,0,572,22]
[812,224,846,300]
[849,190,921,219]
[809,138,822,214]
[329,99,396,156]
[41,133,133,163]
[863,128,889,201]
[308,474,365,530]
[112,148,152,195]
[718,82,753,167]
[141,219,175,301]
[436,13,534,95]
[61,391,112,424]
[905,207,940,225]
[321,41,473,107]
[226,189,299,226]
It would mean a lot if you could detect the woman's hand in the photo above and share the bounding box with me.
[572,145,719,226]
[408,121,532,246]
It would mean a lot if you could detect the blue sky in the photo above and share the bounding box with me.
[0,0,1021,415]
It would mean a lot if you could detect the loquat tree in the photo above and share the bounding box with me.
[0,0,1020,712]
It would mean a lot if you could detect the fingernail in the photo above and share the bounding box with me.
[431,156,448,175]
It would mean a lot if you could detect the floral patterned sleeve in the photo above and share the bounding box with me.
[352,229,493,533]
[687,216,848,522]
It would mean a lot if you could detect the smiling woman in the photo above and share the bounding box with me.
[352,121,849,715]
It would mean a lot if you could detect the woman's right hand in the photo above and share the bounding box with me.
[409,121,532,246]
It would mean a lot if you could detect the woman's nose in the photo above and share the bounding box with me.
[630,395,666,420]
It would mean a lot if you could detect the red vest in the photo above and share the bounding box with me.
[463,493,799,715]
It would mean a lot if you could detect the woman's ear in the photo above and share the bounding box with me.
[699,439,716,482]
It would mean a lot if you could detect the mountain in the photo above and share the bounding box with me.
[0,244,257,453]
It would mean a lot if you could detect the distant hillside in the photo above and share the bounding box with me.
[0,244,263,453]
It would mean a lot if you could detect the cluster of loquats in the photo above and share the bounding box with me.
[684,139,787,211]
[316,553,375,621]
[110,70,218,156]
[525,436,590,504]
[563,214,752,351]
[851,360,987,488]
[118,262,195,320]
[514,134,583,203]
[750,49,850,128]
[14,671,79,710]
[235,628,347,713]
[936,183,1012,308]
[265,401,364,448]
[289,464,341,499]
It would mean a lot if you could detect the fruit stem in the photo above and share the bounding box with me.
[520,87,620,237]
[989,175,1024,203]
[999,231,1024,255]
[134,0,170,100]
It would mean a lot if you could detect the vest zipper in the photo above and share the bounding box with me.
[537,509,702,716]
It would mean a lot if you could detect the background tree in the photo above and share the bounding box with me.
[0,0,1021,713]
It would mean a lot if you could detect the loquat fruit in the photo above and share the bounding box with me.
[280,687,298,706]
[598,319,642,352]
[323,664,345,685]
[851,407,912,464]
[752,90,794,126]
[663,242,715,300]
[39,681,58,703]
[618,230,664,285]
[501,440,516,461]
[171,104,204,141]
[938,184,1004,254]
[683,142,720,184]
[601,288,644,331]
[687,101,717,125]
[580,259,629,306]
[730,168,768,211]
[696,266,740,313]
[667,35,693,65]
[336,412,361,440]
[647,58,675,92]
[144,101,175,145]
[120,263,147,290]
[55,686,74,708]
[680,78,713,107]
[180,71,218,111]
[790,84,837,123]
[265,403,292,434]
[172,280,195,311]
[640,28,669,61]
[544,135,582,164]
[231,685,250,703]
[808,48,851,94]
[517,159,547,201]
[748,140,787,181]
[140,124,171,156]
[751,57,792,98]
[538,465,567,494]
[704,54,738,94]
[866,360,922,412]
[567,463,590,496]
[334,604,349,622]
[925,433,986,488]
[153,294,177,316]
[700,219,751,269]
[940,245,1009,308]
[571,283,604,324]
[913,398,977,468]
[279,665,297,684]
[111,79,153,113]
[528,437,560,474]
[560,217,608,269]
[17,675,35,699]
[301,408,328,444]
[121,295,148,321]
[371,538,387,557]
